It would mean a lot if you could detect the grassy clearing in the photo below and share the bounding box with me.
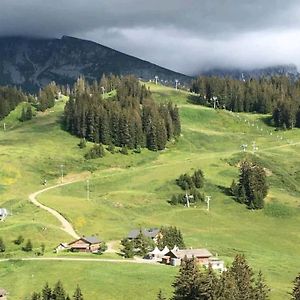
[0,84,300,299]
[0,260,176,299]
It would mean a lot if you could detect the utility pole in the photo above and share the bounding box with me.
[212,96,218,109]
[155,76,159,85]
[60,164,64,183]
[3,123,6,131]
[252,141,258,153]
[175,79,179,90]
[101,86,105,97]
[205,196,211,212]
[185,191,190,208]
[86,179,90,200]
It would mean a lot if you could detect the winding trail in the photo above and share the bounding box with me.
[29,181,80,239]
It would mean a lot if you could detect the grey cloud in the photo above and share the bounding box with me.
[1,0,300,74]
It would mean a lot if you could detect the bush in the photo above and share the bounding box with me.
[14,235,24,245]
[22,239,33,252]
[120,146,128,155]
[107,143,115,154]
[85,143,105,159]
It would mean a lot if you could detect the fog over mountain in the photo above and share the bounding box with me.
[1,0,300,75]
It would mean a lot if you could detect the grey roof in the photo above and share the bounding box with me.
[81,236,101,244]
[128,228,160,239]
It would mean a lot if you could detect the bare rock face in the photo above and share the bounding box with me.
[0,36,191,92]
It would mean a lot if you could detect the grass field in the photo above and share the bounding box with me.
[0,84,300,299]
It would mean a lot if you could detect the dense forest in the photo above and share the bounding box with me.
[0,86,27,120]
[191,76,300,129]
[63,75,181,151]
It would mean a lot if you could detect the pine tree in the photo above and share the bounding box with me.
[157,289,167,300]
[31,292,41,300]
[20,107,27,122]
[253,271,269,300]
[217,271,238,300]
[192,169,204,189]
[14,234,24,245]
[73,285,84,300]
[121,238,134,258]
[134,230,155,257]
[0,237,5,252]
[198,265,219,300]
[23,239,33,252]
[229,254,255,300]
[172,257,201,300]
[236,160,268,209]
[41,282,52,300]
[291,273,300,300]
[26,105,33,120]
[78,138,86,149]
[53,280,66,300]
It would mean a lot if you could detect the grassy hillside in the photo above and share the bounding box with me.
[0,84,300,299]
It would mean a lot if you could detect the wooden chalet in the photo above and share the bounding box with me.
[68,236,102,253]
[162,248,212,266]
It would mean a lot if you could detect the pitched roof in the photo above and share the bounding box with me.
[82,236,101,244]
[166,248,212,259]
[69,236,101,246]
[128,228,160,239]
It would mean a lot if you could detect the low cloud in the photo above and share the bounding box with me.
[2,0,300,74]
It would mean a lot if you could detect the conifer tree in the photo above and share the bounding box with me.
[157,289,167,300]
[253,271,269,300]
[229,254,255,300]
[26,105,33,120]
[217,271,238,300]
[172,257,201,300]
[53,280,66,300]
[0,237,5,252]
[20,107,27,122]
[41,282,52,300]
[192,169,205,189]
[31,292,41,300]
[73,285,84,300]
[236,160,268,209]
[23,239,33,252]
[121,238,134,258]
[291,273,300,300]
[198,265,219,300]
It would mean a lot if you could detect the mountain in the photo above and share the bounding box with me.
[0,36,191,92]
[200,64,299,80]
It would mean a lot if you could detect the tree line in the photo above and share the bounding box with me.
[159,254,268,300]
[191,76,300,129]
[0,86,27,120]
[63,75,181,151]
[30,281,83,300]
[158,254,300,300]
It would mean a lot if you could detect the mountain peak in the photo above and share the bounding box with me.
[0,36,191,92]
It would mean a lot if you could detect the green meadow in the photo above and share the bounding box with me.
[0,84,300,299]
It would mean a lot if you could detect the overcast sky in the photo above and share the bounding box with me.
[2,0,300,75]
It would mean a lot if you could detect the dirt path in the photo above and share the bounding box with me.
[29,181,80,239]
